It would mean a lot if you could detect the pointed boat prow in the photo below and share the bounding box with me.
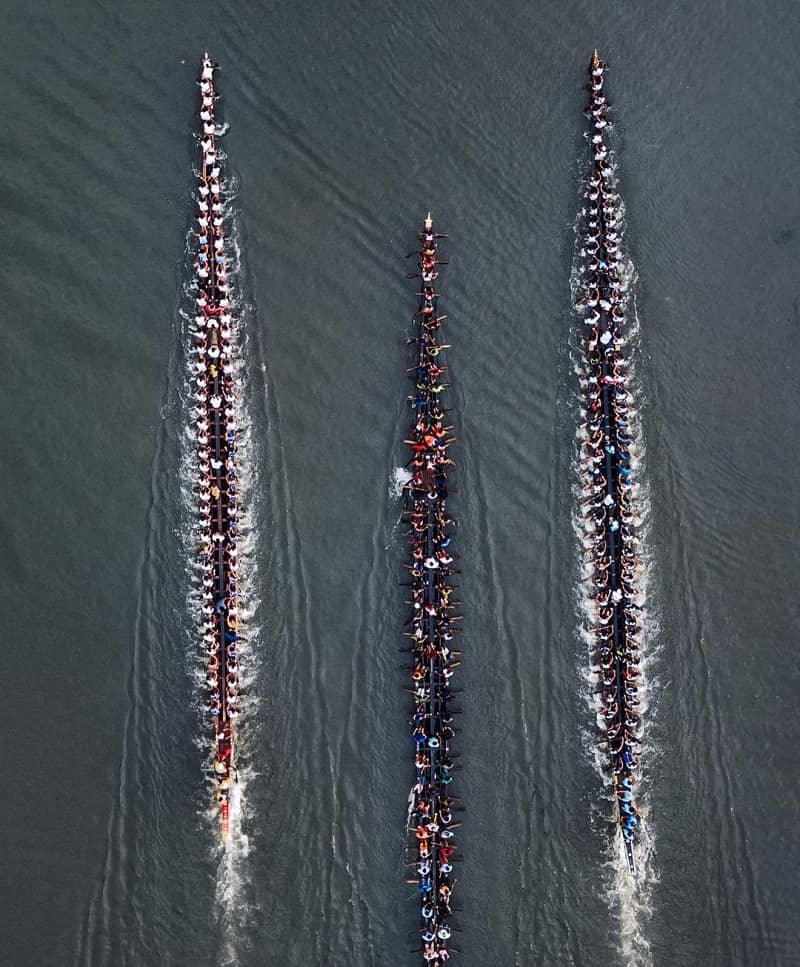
[424,211,433,231]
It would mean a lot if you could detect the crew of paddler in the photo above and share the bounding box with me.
[192,53,239,831]
[578,53,643,853]
[403,216,459,963]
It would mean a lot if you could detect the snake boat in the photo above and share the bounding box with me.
[403,216,461,962]
[575,52,645,874]
[190,53,241,841]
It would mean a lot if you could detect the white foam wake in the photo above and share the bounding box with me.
[390,465,412,497]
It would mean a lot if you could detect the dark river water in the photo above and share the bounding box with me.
[3,1,800,965]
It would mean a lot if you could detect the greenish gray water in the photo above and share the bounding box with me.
[2,1,799,964]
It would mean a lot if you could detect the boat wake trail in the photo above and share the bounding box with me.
[610,817,657,967]
[570,52,659,966]
[212,767,256,967]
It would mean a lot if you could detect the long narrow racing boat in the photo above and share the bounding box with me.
[575,52,645,874]
[402,216,460,963]
[190,53,242,840]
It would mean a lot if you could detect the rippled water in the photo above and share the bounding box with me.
[4,1,800,965]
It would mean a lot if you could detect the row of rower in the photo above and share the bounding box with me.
[191,53,241,839]
[403,216,460,963]
[576,52,644,872]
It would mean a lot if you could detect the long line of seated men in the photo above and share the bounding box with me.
[404,226,460,963]
[194,55,240,806]
[197,61,226,291]
[193,311,241,802]
[578,358,642,838]
[575,58,644,841]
